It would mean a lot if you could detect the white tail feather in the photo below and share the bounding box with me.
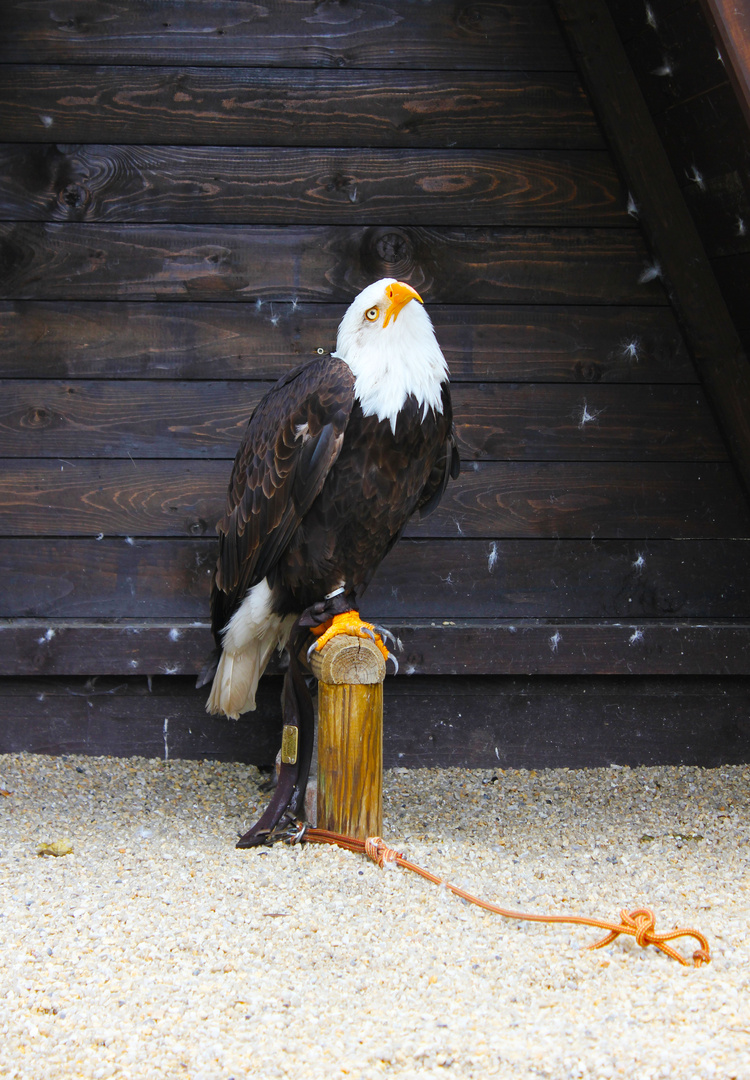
[206,632,281,719]
[206,578,294,718]
[206,649,254,719]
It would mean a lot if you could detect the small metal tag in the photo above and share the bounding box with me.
[280,724,298,765]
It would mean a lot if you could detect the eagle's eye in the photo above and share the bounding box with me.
[365,307,379,322]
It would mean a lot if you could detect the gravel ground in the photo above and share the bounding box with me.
[1,752,748,1080]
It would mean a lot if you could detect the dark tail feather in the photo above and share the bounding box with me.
[196,647,220,690]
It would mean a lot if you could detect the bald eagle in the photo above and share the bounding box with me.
[201,279,459,719]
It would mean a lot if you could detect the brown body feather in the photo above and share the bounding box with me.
[209,354,457,649]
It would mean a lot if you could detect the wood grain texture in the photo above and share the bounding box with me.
[0,302,696,383]
[1,460,747,538]
[0,145,630,227]
[0,672,748,767]
[446,384,724,462]
[0,380,725,461]
[0,673,283,765]
[0,68,601,149]
[368,539,750,620]
[3,619,750,677]
[0,0,574,70]
[3,538,748,620]
[317,680,383,838]
[380,674,750,768]
[309,636,386,685]
[0,224,666,305]
[388,623,750,678]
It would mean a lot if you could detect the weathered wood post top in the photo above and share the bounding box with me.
[309,634,386,840]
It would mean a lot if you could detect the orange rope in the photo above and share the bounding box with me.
[298,827,711,968]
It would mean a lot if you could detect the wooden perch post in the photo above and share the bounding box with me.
[309,634,386,839]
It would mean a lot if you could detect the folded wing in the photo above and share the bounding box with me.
[210,357,356,645]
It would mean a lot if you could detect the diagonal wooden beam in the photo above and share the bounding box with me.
[701,0,750,131]
[551,0,750,500]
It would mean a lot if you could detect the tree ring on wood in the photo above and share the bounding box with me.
[309,634,386,685]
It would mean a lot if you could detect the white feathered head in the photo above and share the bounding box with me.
[334,278,449,431]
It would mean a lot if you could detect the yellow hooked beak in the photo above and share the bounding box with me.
[382,281,423,328]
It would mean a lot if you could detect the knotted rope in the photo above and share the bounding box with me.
[295,827,710,968]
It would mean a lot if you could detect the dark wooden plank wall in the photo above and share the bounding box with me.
[1,675,748,769]
[555,0,750,499]
[605,0,750,357]
[0,0,748,765]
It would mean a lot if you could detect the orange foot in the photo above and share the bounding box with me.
[310,611,391,665]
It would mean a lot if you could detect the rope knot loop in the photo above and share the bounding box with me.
[628,907,657,948]
[588,907,711,967]
[364,836,402,868]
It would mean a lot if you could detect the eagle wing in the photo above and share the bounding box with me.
[417,383,461,519]
[210,356,355,644]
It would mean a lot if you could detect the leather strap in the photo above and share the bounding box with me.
[235,624,313,847]
[235,592,355,848]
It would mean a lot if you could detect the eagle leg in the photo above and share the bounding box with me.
[309,611,390,663]
[236,619,315,849]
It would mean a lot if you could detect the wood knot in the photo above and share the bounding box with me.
[24,406,52,428]
[57,184,91,217]
[455,6,483,31]
[327,171,354,193]
[375,230,411,264]
[362,227,418,281]
[574,360,602,383]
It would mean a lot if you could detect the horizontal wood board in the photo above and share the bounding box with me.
[2,538,748,620]
[0,224,665,305]
[0,302,697,383]
[0,0,575,70]
[0,68,602,149]
[1,674,748,768]
[1,459,747,539]
[0,145,630,227]
[4,619,750,677]
[0,380,726,461]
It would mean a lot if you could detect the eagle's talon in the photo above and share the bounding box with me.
[311,610,391,664]
[373,624,398,648]
[387,652,399,675]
